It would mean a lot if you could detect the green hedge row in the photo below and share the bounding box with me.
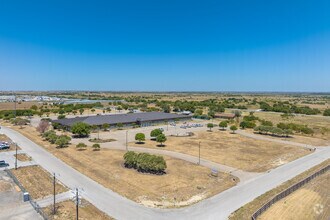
[123,151,167,175]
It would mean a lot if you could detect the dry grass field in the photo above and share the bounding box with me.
[229,159,330,220]
[131,130,310,172]
[243,129,330,146]
[15,153,32,162]
[259,172,329,220]
[11,165,67,200]
[0,101,43,110]
[10,125,237,208]
[43,199,113,220]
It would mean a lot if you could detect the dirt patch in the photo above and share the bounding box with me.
[10,165,67,200]
[43,199,113,220]
[15,153,32,162]
[9,126,237,208]
[131,130,310,172]
[89,138,116,143]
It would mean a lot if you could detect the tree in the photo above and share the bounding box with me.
[207,123,214,131]
[162,104,171,113]
[91,109,96,113]
[92,143,101,151]
[208,110,215,118]
[230,125,237,133]
[55,135,71,148]
[30,105,38,111]
[323,109,330,116]
[71,122,91,137]
[76,142,87,150]
[57,114,65,119]
[79,109,84,115]
[116,123,123,129]
[233,110,241,118]
[219,121,228,130]
[156,134,167,147]
[150,129,163,139]
[135,133,146,143]
[37,120,49,134]
[102,123,110,131]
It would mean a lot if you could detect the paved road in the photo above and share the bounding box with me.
[1,126,330,220]
[0,150,37,171]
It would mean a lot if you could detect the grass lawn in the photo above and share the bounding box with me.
[11,165,67,200]
[131,130,311,172]
[10,125,237,208]
[229,159,330,220]
[43,199,113,220]
[259,172,329,220]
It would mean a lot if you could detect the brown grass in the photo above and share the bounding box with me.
[43,199,113,220]
[10,165,67,200]
[11,125,237,208]
[259,172,329,220]
[15,153,32,162]
[229,159,330,220]
[131,130,310,172]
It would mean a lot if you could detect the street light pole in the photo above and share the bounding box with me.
[76,188,79,220]
[53,173,56,215]
[15,143,18,170]
[198,141,201,165]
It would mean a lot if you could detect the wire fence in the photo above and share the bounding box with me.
[251,164,330,220]
[5,169,49,220]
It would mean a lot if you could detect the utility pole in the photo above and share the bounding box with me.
[15,143,18,170]
[198,141,201,165]
[53,173,56,215]
[76,188,79,220]
[126,130,128,151]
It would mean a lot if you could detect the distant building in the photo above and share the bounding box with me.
[214,113,236,119]
[52,112,192,128]
[181,111,192,115]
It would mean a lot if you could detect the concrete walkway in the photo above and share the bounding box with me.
[0,150,37,171]
[1,126,330,220]
[36,191,73,208]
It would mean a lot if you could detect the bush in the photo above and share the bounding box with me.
[55,135,71,148]
[57,114,66,119]
[323,109,330,116]
[123,151,167,174]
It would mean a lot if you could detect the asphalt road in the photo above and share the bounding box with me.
[1,126,329,220]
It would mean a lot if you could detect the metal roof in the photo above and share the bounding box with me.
[53,112,191,126]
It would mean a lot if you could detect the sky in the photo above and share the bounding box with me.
[0,0,329,92]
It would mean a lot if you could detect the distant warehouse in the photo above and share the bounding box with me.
[52,112,192,128]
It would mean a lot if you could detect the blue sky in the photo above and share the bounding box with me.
[0,0,329,92]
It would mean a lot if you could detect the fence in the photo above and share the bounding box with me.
[5,169,49,220]
[251,164,330,220]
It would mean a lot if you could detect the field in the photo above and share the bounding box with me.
[43,199,113,220]
[229,159,330,220]
[253,111,330,140]
[10,165,67,199]
[243,129,330,146]
[130,130,310,172]
[9,125,237,208]
[259,172,329,220]
[15,153,32,161]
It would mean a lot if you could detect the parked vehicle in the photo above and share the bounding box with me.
[0,144,10,150]
[0,160,8,167]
